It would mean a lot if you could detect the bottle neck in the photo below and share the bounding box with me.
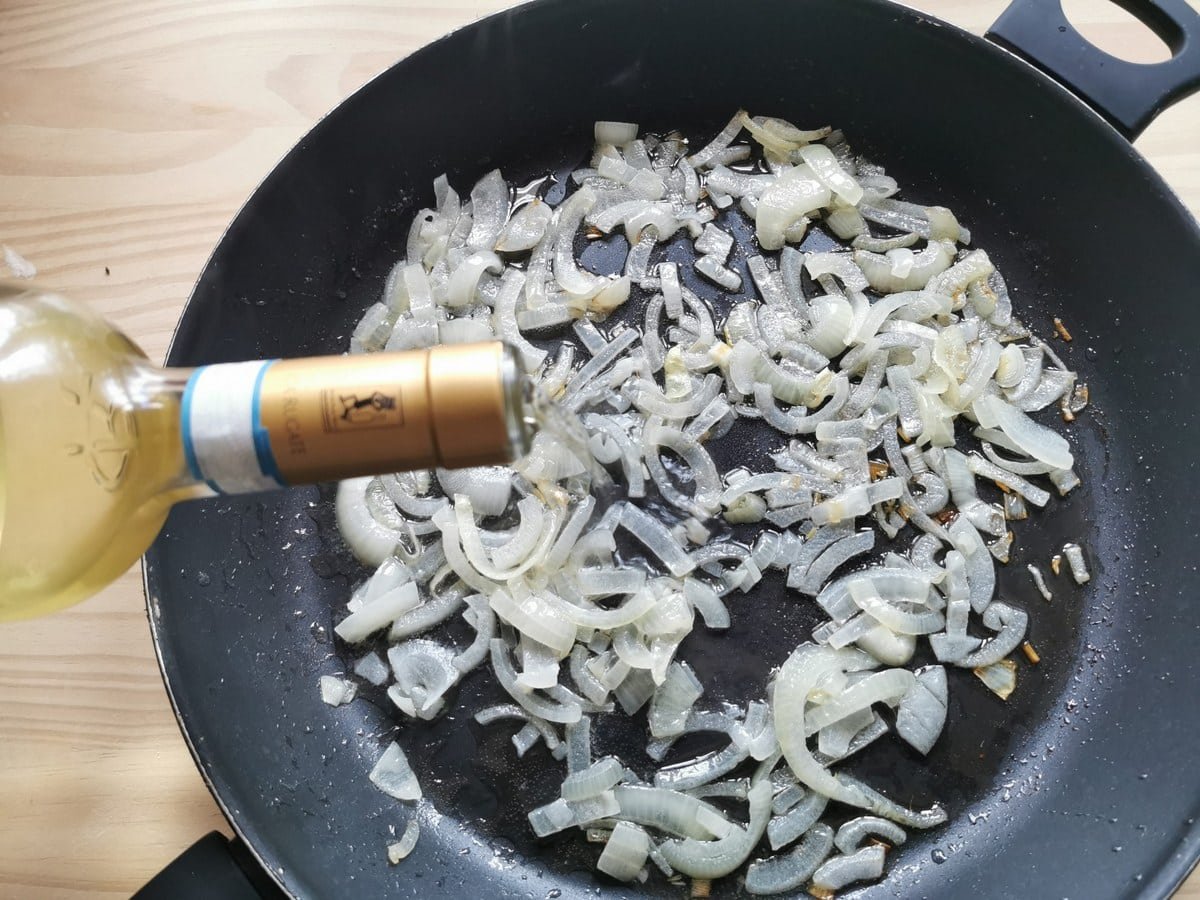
[179,343,532,495]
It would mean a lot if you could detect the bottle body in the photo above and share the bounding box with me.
[0,283,532,621]
[0,286,208,619]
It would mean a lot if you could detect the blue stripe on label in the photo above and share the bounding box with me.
[251,359,287,487]
[180,367,206,484]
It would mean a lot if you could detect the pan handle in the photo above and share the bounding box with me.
[986,0,1200,140]
[131,832,285,900]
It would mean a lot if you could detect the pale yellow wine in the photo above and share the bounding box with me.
[0,283,530,621]
[0,285,208,619]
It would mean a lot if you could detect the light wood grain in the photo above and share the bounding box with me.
[1,1,1197,897]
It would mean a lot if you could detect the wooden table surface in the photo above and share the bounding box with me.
[1,1,1197,897]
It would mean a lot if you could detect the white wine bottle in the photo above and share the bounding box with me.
[0,282,533,621]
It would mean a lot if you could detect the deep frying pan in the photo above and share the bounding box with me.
[138,0,1200,897]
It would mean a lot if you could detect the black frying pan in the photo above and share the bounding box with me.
[138,0,1200,897]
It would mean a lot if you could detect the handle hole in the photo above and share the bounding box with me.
[1061,0,1178,62]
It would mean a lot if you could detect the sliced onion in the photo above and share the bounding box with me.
[337,114,1089,889]
[490,588,577,656]
[452,595,496,674]
[854,241,954,293]
[949,518,996,614]
[655,780,772,878]
[643,419,722,518]
[973,395,1074,470]
[435,467,512,517]
[613,785,730,839]
[336,477,409,566]
[335,581,420,644]
[756,167,832,251]
[974,658,1017,699]
[562,756,625,801]
[388,580,466,641]
[490,639,581,723]
[553,186,602,295]
[597,820,650,881]
[803,669,915,734]
[1064,542,1090,584]
[386,639,458,719]
[495,199,553,253]
[369,742,422,801]
[688,110,749,168]
[386,820,420,864]
[812,845,886,892]
[767,791,829,851]
[467,169,509,252]
[895,666,947,755]
[354,651,390,686]
[747,822,834,895]
[648,662,704,738]
[793,531,875,596]
[798,144,863,205]
[618,503,696,578]
[840,816,902,854]
[961,602,1028,668]
[528,792,620,837]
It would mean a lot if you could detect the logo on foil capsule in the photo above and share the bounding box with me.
[321,387,404,432]
[339,391,396,423]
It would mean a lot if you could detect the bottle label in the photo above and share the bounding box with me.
[181,360,284,494]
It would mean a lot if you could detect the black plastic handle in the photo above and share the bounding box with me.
[986,0,1200,140]
[131,832,286,900]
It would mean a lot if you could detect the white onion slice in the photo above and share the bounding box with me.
[388,581,466,641]
[618,503,695,577]
[597,820,650,881]
[369,742,421,801]
[336,477,409,566]
[562,756,625,801]
[961,602,1029,668]
[489,588,576,656]
[812,845,886,892]
[756,167,832,251]
[973,395,1074,470]
[319,675,357,707]
[386,820,420,864]
[798,144,863,205]
[688,110,749,168]
[767,791,829,851]
[490,639,581,724]
[657,780,773,878]
[803,669,914,734]
[848,580,943,635]
[594,121,638,145]
[1064,542,1090,584]
[467,169,509,252]
[835,816,907,853]
[387,639,458,718]
[435,467,511,517]
[452,595,495,674]
[528,792,620,837]
[335,582,420,644]
[354,652,390,686]
[747,822,834,895]
[495,200,553,253]
[895,666,948,755]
